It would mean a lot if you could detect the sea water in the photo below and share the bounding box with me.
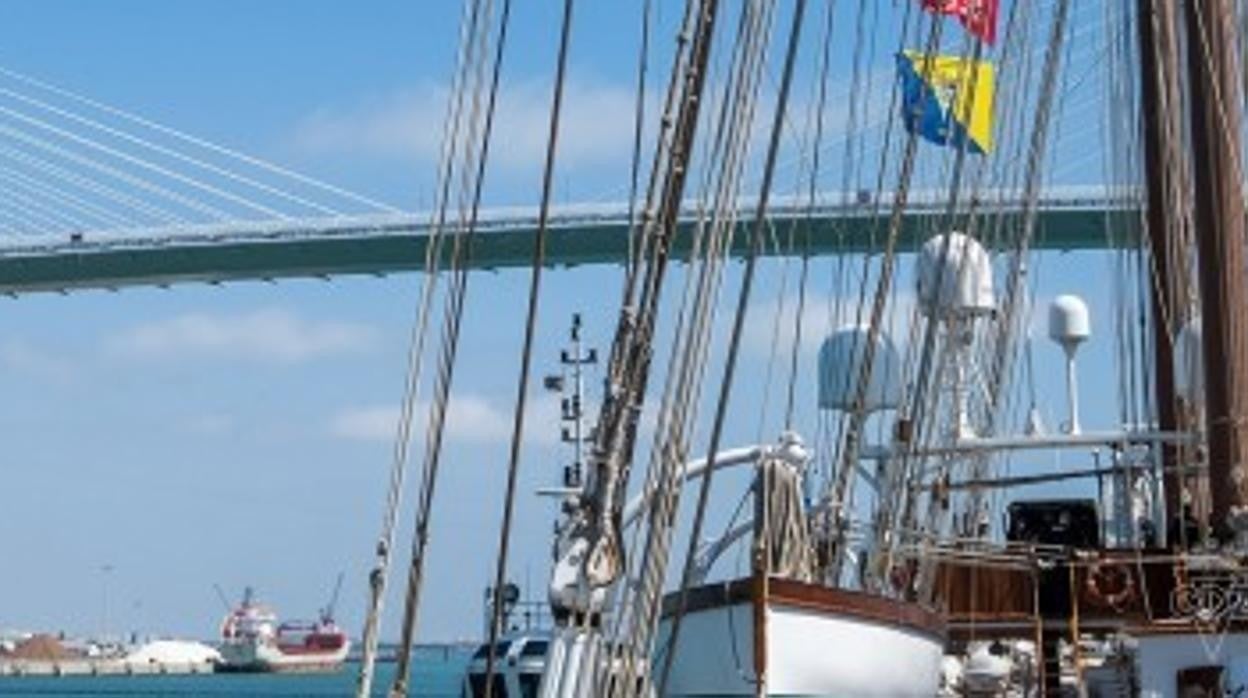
[0,658,468,697]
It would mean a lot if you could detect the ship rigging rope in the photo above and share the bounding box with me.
[953,0,1074,558]
[578,0,726,653]
[480,0,576,695]
[388,0,513,691]
[878,0,1082,568]
[933,0,1050,547]
[624,0,653,279]
[355,1,491,695]
[364,0,516,694]
[657,0,810,693]
[819,0,898,486]
[898,34,989,583]
[757,0,837,442]
[612,0,701,315]
[817,0,917,582]
[617,2,781,688]
[784,0,836,432]
[982,0,1073,444]
[579,1,706,593]
[610,4,781,691]
[826,8,943,585]
[614,2,780,690]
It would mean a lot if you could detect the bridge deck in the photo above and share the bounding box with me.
[0,190,1133,294]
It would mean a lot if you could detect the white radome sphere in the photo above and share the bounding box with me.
[818,325,901,413]
[916,232,995,316]
[1048,294,1091,348]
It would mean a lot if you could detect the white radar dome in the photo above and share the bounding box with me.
[916,232,995,317]
[1048,295,1091,350]
[818,325,901,413]
[1175,319,1203,403]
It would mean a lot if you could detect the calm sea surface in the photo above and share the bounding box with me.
[0,658,468,698]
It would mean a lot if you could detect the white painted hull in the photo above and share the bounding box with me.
[658,581,944,697]
[217,638,349,673]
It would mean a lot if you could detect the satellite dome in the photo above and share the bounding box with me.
[818,325,901,413]
[1048,295,1091,349]
[916,232,995,317]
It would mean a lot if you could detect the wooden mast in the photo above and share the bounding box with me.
[1136,0,1186,541]
[1183,0,1248,540]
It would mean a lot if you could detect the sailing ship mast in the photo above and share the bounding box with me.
[1136,0,1187,542]
[1184,0,1248,544]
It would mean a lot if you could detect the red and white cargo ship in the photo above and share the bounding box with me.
[216,586,349,673]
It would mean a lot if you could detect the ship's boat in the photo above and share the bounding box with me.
[656,577,945,697]
[216,586,349,674]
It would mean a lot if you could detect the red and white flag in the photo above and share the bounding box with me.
[922,0,999,45]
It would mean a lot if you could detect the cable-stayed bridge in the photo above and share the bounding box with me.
[0,189,1128,295]
[0,68,1131,296]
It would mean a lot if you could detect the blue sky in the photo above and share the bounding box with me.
[0,0,1129,643]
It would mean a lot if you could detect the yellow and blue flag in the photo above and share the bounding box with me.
[897,51,995,154]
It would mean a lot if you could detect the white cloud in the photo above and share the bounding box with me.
[106,308,377,363]
[0,339,75,383]
[290,80,647,172]
[330,393,559,446]
[329,405,399,442]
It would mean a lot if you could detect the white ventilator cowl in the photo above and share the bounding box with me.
[916,232,995,316]
[818,324,901,413]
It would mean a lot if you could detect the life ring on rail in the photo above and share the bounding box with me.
[889,562,914,593]
[1084,561,1136,609]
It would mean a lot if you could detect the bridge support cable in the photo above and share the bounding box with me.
[0,196,76,234]
[0,65,400,214]
[0,165,133,229]
[0,121,233,221]
[0,144,189,227]
[0,87,343,217]
[0,180,98,231]
[0,103,290,220]
[0,66,399,244]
